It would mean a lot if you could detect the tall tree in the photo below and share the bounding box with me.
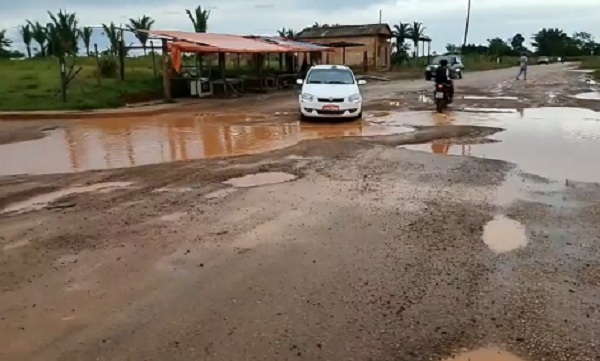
[446,43,459,53]
[28,21,47,56]
[393,22,411,57]
[79,26,92,56]
[572,31,596,55]
[0,29,12,52]
[128,15,155,54]
[102,22,121,56]
[409,22,425,58]
[510,33,525,52]
[487,38,512,57]
[47,10,79,56]
[19,24,33,58]
[186,6,210,33]
[277,27,295,39]
[463,0,471,47]
[532,28,570,56]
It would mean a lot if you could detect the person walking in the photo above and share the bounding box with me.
[516,53,528,80]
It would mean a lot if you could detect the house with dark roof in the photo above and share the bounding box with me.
[295,24,393,71]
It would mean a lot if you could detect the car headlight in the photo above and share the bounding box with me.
[300,93,315,102]
[348,93,361,103]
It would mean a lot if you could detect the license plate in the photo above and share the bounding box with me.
[435,92,444,99]
[322,104,339,110]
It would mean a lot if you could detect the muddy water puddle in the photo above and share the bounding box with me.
[483,215,528,253]
[394,107,600,183]
[571,91,600,100]
[0,112,410,176]
[224,172,297,188]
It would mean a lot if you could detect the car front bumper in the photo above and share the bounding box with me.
[299,101,362,118]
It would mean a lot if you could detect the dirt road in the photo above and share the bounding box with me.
[1,64,599,361]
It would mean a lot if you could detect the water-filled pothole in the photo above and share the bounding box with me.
[482,215,527,253]
[571,91,600,101]
[224,172,297,188]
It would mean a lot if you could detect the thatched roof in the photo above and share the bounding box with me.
[296,24,393,39]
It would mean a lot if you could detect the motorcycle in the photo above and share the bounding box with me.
[434,83,450,113]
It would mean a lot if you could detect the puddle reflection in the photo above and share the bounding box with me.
[399,107,600,183]
[0,113,409,175]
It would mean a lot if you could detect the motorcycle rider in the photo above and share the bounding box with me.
[434,58,454,103]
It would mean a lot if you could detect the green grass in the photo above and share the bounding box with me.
[0,54,542,112]
[580,56,600,80]
[0,56,162,111]
[390,55,518,72]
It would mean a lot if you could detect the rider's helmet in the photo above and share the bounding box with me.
[440,59,448,66]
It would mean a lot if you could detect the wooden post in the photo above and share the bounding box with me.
[59,55,67,103]
[161,39,172,101]
[119,30,125,81]
[151,41,157,76]
[363,51,368,73]
[94,43,101,86]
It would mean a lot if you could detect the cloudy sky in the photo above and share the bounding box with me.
[3,0,599,54]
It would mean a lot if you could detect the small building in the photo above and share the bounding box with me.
[295,24,393,71]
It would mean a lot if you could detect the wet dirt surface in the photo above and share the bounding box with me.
[1,64,600,361]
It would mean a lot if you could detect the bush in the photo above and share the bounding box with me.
[98,56,118,78]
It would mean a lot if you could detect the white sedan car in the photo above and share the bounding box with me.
[297,65,366,120]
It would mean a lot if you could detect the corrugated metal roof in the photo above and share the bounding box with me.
[247,36,333,51]
[146,30,329,53]
[296,24,393,39]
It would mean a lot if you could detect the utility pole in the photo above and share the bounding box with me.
[379,9,382,24]
[462,0,471,48]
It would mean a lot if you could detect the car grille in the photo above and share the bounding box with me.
[315,108,357,115]
[317,98,345,103]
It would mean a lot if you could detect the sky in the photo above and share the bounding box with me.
[2,0,599,54]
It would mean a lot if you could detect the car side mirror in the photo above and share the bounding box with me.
[296,79,304,85]
[357,79,367,85]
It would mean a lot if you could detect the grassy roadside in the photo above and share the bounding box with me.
[580,56,600,80]
[0,55,526,112]
[0,57,162,112]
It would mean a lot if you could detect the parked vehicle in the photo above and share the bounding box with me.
[297,65,366,120]
[538,56,550,65]
[434,83,450,113]
[425,55,464,81]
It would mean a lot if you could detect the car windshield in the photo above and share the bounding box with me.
[306,69,355,84]
[432,56,449,65]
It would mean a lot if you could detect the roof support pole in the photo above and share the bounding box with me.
[161,39,172,101]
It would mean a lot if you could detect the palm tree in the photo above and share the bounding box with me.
[47,10,79,56]
[393,22,411,58]
[0,29,12,52]
[463,0,471,47]
[277,27,295,39]
[128,15,155,54]
[102,22,121,56]
[409,22,425,58]
[19,24,33,57]
[28,21,47,56]
[79,26,92,56]
[186,6,210,33]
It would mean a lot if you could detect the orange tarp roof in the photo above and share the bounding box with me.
[146,30,332,53]
[168,41,219,53]
[148,30,287,53]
